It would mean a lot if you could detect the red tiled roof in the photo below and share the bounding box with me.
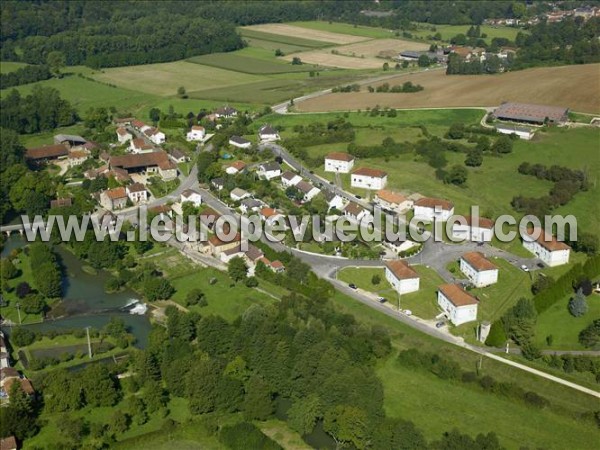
[127,182,146,193]
[525,227,571,252]
[209,233,241,247]
[376,190,406,205]
[461,252,497,272]
[260,207,278,218]
[271,260,284,270]
[105,187,127,200]
[438,284,478,307]
[414,197,454,211]
[352,167,387,178]
[455,215,494,229]
[116,127,129,136]
[385,260,419,280]
[0,435,17,450]
[110,151,172,171]
[25,144,69,160]
[326,152,354,162]
[229,161,246,171]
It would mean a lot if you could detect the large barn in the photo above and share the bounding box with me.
[492,102,569,125]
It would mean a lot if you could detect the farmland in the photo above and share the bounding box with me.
[410,23,524,44]
[238,28,332,49]
[241,23,368,45]
[290,20,397,39]
[282,50,386,69]
[297,63,600,114]
[332,38,429,59]
[188,51,316,74]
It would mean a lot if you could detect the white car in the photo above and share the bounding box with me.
[520,264,529,272]
[403,309,412,316]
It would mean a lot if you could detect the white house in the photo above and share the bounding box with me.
[295,180,321,202]
[144,127,166,145]
[281,171,302,188]
[186,125,206,142]
[130,138,154,154]
[413,197,454,222]
[116,127,132,144]
[230,188,251,202]
[325,152,355,173]
[374,190,413,213]
[126,182,148,204]
[67,150,89,167]
[343,201,370,222]
[168,148,188,164]
[460,252,498,287]
[211,177,225,191]
[437,284,478,326]
[323,190,345,211]
[240,198,263,214]
[225,161,246,175]
[180,189,202,207]
[383,238,417,254]
[351,167,388,190]
[229,135,252,149]
[495,125,535,140]
[214,106,238,119]
[385,260,420,295]
[452,216,494,242]
[522,228,571,267]
[258,125,280,142]
[257,162,282,180]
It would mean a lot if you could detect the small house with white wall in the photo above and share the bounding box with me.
[240,198,263,214]
[384,238,417,254]
[460,252,498,287]
[126,182,148,204]
[225,160,246,175]
[130,138,154,154]
[295,180,321,202]
[343,201,370,222]
[281,171,302,188]
[186,125,206,142]
[452,216,494,242]
[413,197,454,222]
[230,188,251,202]
[116,127,132,144]
[258,125,280,142]
[180,189,202,207]
[323,190,345,211]
[257,162,282,180]
[495,125,534,140]
[214,106,238,119]
[385,260,420,295]
[351,167,388,190]
[374,190,413,213]
[325,152,355,173]
[144,127,166,145]
[522,227,570,267]
[229,135,252,149]
[437,284,478,326]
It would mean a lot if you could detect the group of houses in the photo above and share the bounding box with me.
[0,331,35,410]
[25,134,96,168]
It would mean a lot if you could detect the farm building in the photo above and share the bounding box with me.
[437,284,478,326]
[25,144,69,162]
[492,102,569,125]
[460,252,498,288]
[522,227,571,267]
[385,260,420,295]
[54,134,86,147]
[494,124,535,140]
[109,151,177,180]
[351,167,388,190]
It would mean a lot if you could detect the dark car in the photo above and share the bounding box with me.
[537,262,545,268]
[435,321,445,328]
[349,283,357,290]
[355,195,362,199]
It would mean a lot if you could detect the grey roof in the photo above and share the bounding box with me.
[211,177,225,186]
[244,244,264,262]
[296,180,317,194]
[259,125,278,135]
[54,134,86,144]
[241,198,262,208]
[169,148,186,159]
[215,106,238,116]
[229,135,251,145]
[492,102,569,123]
[495,125,533,134]
[281,171,299,181]
[181,189,200,198]
[323,189,339,202]
[260,162,281,172]
[230,188,249,197]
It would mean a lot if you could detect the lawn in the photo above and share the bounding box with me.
[337,267,388,292]
[241,37,312,55]
[187,52,315,74]
[377,355,600,450]
[0,61,30,73]
[1,249,45,324]
[534,292,600,350]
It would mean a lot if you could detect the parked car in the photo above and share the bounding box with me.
[349,283,357,290]
[355,195,362,199]
[520,264,529,272]
[378,297,387,303]
[537,262,545,268]
[435,321,445,328]
[403,309,412,316]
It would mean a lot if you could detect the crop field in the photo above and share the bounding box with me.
[241,37,312,54]
[333,38,429,59]
[242,23,368,45]
[187,52,315,74]
[297,64,600,114]
[238,28,333,49]
[92,60,263,96]
[290,20,397,39]
[283,50,384,69]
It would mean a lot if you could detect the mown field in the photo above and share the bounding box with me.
[241,23,368,45]
[290,20,397,39]
[297,63,600,114]
[188,51,316,74]
[238,28,332,49]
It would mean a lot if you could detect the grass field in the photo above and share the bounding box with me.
[410,23,524,44]
[188,52,316,74]
[534,292,600,350]
[242,23,368,45]
[283,50,386,69]
[0,61,30,73]
[242,37,313,54]
[332,38,429,59]
[297,64,600,114]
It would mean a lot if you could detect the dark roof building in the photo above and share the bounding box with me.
[492,102,569,125]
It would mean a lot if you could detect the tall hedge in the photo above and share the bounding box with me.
[485,321,507,347]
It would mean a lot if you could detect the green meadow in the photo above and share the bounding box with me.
[410,23,524,44]
[290,20,396,39]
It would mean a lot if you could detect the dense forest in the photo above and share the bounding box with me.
[0,0,367,68]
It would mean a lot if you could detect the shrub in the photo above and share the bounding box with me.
[485,321,507,347]
[568,289,588,317]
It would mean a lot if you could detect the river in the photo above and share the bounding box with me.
[1,235,152,348]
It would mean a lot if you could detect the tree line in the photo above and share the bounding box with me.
[0,64,51,89]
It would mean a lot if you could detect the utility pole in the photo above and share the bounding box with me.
[16,302,22,325]
[85,326,93,359]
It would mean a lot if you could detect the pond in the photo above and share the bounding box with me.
[1,236,152,348]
